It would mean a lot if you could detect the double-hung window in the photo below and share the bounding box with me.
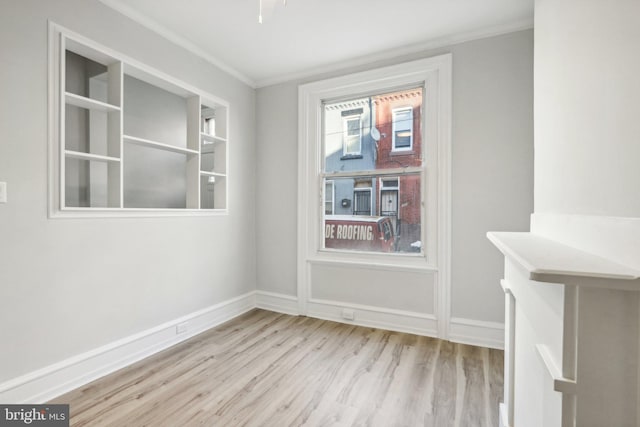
[297,55,452,336]
[298,55,451,262]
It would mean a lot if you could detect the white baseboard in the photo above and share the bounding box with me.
[0,291,256,404]
[255,290,300,315]
[0,290,504,404]
[449,317,504,349]
[499,402,510,427]
[306,298,439,337]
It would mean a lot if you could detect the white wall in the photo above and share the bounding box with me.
[256,30,534,324]
[0,0,256,383]
[534,0,640,218]
[531,0,640,269]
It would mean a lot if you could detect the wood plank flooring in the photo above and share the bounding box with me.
[51,309,503,427]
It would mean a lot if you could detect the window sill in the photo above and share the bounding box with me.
[340,154,363,160]
[310,250,436,273]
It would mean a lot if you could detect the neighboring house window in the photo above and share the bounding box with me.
[353,187,372,215]
[325,180,334,215]
[343,115,361,155]
[392,107,413,151]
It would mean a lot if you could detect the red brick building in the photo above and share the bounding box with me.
[372,89,423,251]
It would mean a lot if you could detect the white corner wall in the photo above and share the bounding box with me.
[256,30,533,326]
[532,0,640,270]
[0,0,256,389]
[534,0,640,217]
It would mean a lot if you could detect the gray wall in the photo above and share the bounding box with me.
[256,30,534,323]
[0,0,256,383]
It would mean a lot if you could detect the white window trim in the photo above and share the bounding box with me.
[342,115,362,156]
[391,107,413,152]
[297,55,452,339]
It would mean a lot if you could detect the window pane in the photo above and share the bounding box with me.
[393,109,412,130]
[324,181,334,214]
[394,130,411,148]
[323,88,422,173]
[346,118,360,136]
[322,174,422,254]
[344,135,360,154]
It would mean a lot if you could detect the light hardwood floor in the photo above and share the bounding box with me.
[52,309,503,427]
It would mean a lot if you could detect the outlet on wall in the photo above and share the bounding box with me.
[342,308,355,321]
[176,321,189,334]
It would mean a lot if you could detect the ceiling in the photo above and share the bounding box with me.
[100,0,533,88]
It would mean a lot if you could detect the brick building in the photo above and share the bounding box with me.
[372,88,423,251]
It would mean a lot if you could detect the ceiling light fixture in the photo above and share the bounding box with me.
[259,0,287,24]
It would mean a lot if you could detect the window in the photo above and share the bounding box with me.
[392,107,413,151]
[343,115,361,155]
[299,54,450,261]
[353,187,372,215]
[298,54,451,336]
[324,180,334,215]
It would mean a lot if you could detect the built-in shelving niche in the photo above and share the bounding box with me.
[56,31,229,214]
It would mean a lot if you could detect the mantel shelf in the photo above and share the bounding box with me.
[65,92,120,112]
[123,135,198,155]
[487,231,640,281]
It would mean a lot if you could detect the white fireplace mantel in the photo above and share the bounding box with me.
[488,231,640,427]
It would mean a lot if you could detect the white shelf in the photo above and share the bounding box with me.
[65,92,120,112]
[487,231,640,281]
[65,150,120,163]
[123,135,198,155]
[201,147,217,154]
[200,171,226,178]
[55,29,229,214]
[200,133,227,144]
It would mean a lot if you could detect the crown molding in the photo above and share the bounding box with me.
[99,0,256,88]
[99,0,532,91]
[254,18,533,88]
